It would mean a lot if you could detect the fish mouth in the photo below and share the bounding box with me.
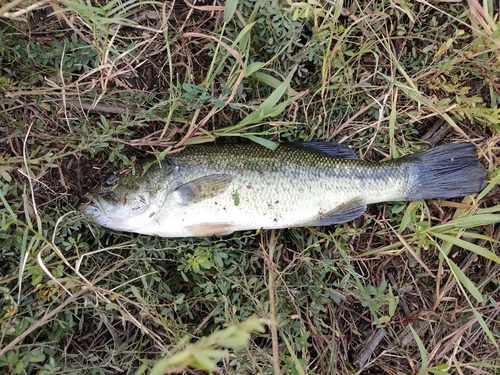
[79,192,104,217]
[80,190,121,219]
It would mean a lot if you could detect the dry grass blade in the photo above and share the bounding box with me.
[262,230,281,374]
[176,32,246,147]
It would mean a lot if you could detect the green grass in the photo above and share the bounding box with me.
[1,0,500,374]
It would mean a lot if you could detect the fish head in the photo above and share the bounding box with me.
[80,160,175,233]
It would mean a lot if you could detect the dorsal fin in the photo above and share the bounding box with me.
[287,142,358,159]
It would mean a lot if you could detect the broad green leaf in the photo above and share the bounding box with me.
[252,71,283,87]
[224,0,238,23]
[265,100,290,118]
[0,167,12,182]
[192,352,217,370]
[476,204,500,215]
[431,214,500,232]
[432,232,500,264]
[243,135,278,150]
[15,360,24,374]
[477,171,500,201]
[235,67,296,127]
[246,62,265,77]
[28,349,46,363]
[461,231,500,243]
[282,334,307,375]
[232,21,256,46]
[237,109,265,127]
[399,201,420,233]
[378,72,422,102]
[471,306,499,349]
[409,325,428,375]
[259,65,296,114]
[447,258,483,303]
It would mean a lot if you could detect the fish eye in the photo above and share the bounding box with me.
[105,174,120,185]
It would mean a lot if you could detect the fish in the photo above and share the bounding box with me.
[80,142,486,237]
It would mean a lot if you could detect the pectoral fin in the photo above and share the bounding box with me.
[175,174,233,205]
[303,197,367,226]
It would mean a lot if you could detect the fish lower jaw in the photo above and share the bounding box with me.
[89,209,157,233]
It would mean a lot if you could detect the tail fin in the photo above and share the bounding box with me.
[403,143,486,200]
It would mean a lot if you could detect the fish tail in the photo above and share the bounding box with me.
[403,143,486,200]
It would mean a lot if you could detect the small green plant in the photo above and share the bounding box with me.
[178,247,216,277]
[135,316,265,374]
[181,83,225,110]
[4,34,98,71]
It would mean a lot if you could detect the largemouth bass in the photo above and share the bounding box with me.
[81,142,486,237]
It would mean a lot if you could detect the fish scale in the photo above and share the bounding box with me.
[81,142,486,237]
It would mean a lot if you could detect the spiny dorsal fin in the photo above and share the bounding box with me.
[174,174,233,205]
[287,142,358,159]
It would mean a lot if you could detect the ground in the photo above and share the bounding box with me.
[0,0,499,374]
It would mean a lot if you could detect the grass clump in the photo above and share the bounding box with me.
[1,0,499,374]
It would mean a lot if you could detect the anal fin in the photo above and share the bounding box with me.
[303,197,367,226]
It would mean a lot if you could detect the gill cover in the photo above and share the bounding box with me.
[81,159,168,231]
